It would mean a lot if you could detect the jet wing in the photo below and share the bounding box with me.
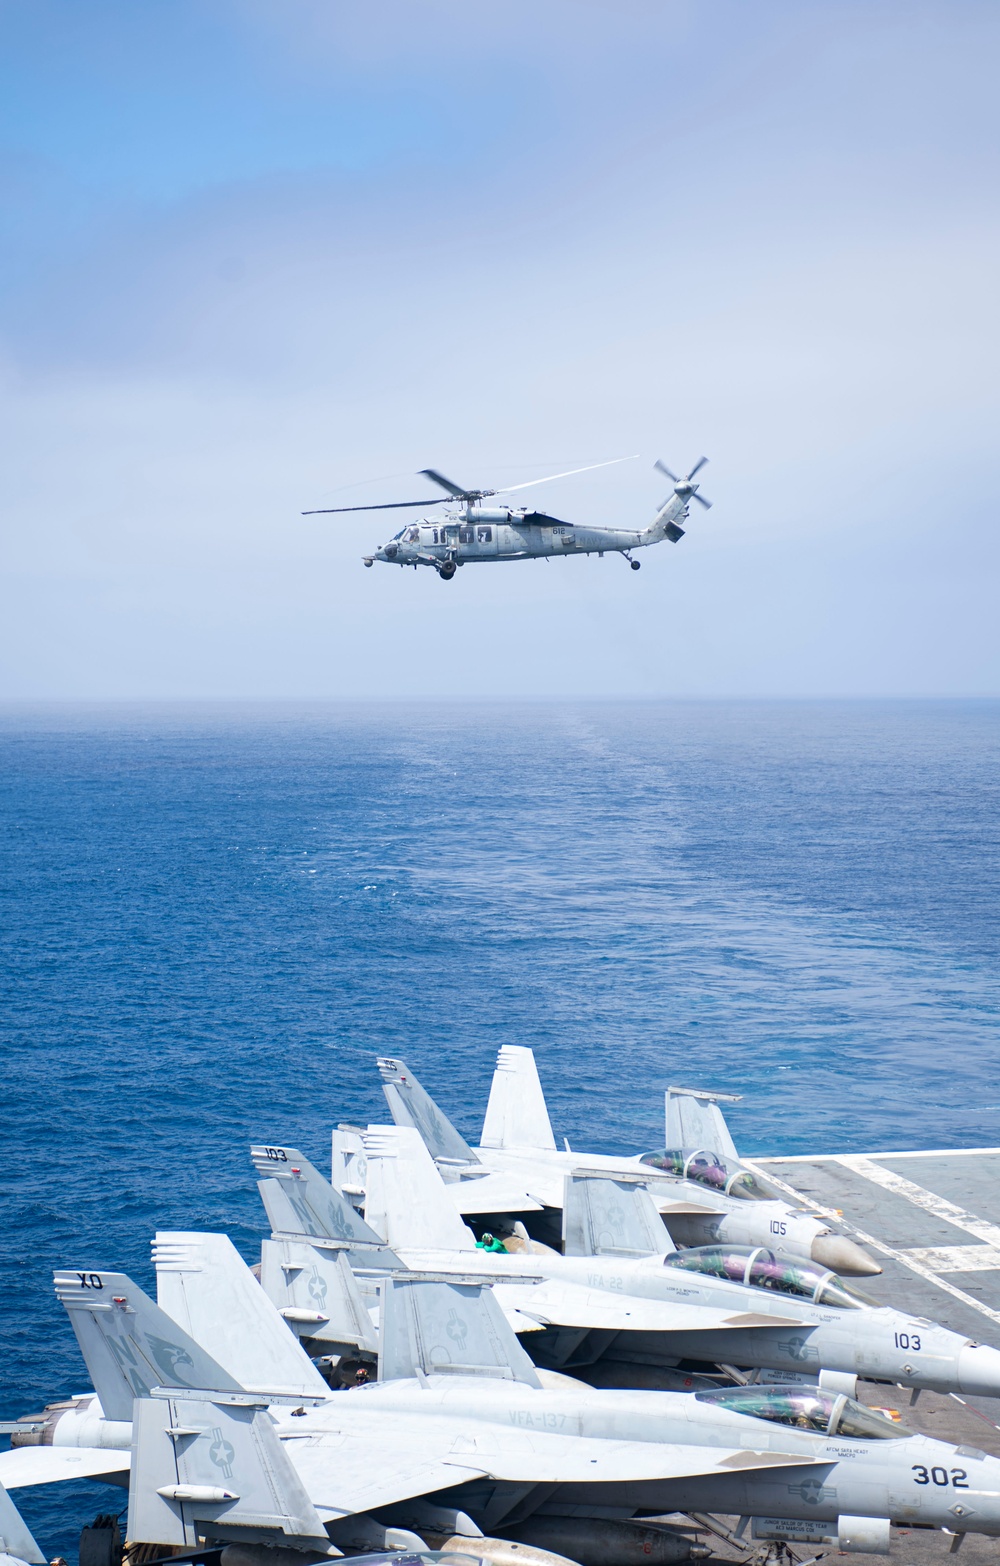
[283,1420,825,1515]
[472,1160,565,1209]
[441,1433,827,1485]
[283,1429,488,1517]
[448,1172,544,1214]
[494,1280,802,1335]
[654,1199,721,1216]
[0,1446,131,1488]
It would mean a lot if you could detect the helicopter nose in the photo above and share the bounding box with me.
[957,1341,1000,1398]
[810,1234,882,1276]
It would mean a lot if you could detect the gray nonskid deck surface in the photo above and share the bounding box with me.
[748,1149,1000,1335]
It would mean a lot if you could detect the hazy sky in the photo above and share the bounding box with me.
[2,1,998,698]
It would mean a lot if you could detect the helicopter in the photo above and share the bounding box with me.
[303,454,712,580]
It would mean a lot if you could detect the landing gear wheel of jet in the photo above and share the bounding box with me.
[439,561,457,581]
[630,559,641,570]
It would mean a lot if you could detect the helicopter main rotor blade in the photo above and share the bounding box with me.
[502,454,639,494]
[692,491,713,509]
[654,459,680,483]
[685,456,709,480]
[419,468,479,497]
[302,497,458,515]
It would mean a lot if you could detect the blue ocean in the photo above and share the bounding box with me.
[2,700,999,1557]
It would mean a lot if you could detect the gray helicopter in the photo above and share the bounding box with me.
[303,456,711,579]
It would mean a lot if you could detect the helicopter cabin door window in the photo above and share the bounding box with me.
[472,523,498,557]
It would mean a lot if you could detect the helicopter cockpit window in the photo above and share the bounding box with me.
[694,1386,910,1440]
[406,528,419,543]
[477,527,492,542]
[663,1246,876,1309]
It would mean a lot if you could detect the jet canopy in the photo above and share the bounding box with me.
[663,1245,880,1309]
[639,1148,774,1201]
[695,1385,910,1440]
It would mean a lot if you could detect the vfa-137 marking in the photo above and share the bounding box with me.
[303,455,712,581]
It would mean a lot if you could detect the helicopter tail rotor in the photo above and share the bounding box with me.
[654,456,712,509]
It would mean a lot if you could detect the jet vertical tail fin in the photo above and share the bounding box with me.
[0,1482,45,1565]
[379,1276,541,1386]
[153,1233,329,1399]
[260,1239,378,1353]
[480,1046,557,1151]
[665,1086,740,1159]
[331,1124,367,1199]
[562,1174,670,1259]
[128,1394,332,1552]
[54,1270,242,1421]
[376,1058,480,1165]
[363,1126,476,1251]
[251,1146,387,1246]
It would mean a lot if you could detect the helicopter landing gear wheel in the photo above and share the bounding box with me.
[630,558,641,570]
[439,560,457,580]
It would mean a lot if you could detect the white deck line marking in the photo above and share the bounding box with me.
[738,1156,1000,1329]
[834,1156,1000,1249]
[901,1246,1000,1273]
[759,1148,1000,1163]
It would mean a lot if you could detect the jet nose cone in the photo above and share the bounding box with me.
[811,1233,882,1276]
[959,1342,1000,1398]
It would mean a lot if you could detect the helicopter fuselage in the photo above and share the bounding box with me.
[367,492,690,575]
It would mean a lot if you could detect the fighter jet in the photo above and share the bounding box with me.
[254,1128,1000,1400]
[10,1255,1000,1559]
[368,1052,879,1277]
